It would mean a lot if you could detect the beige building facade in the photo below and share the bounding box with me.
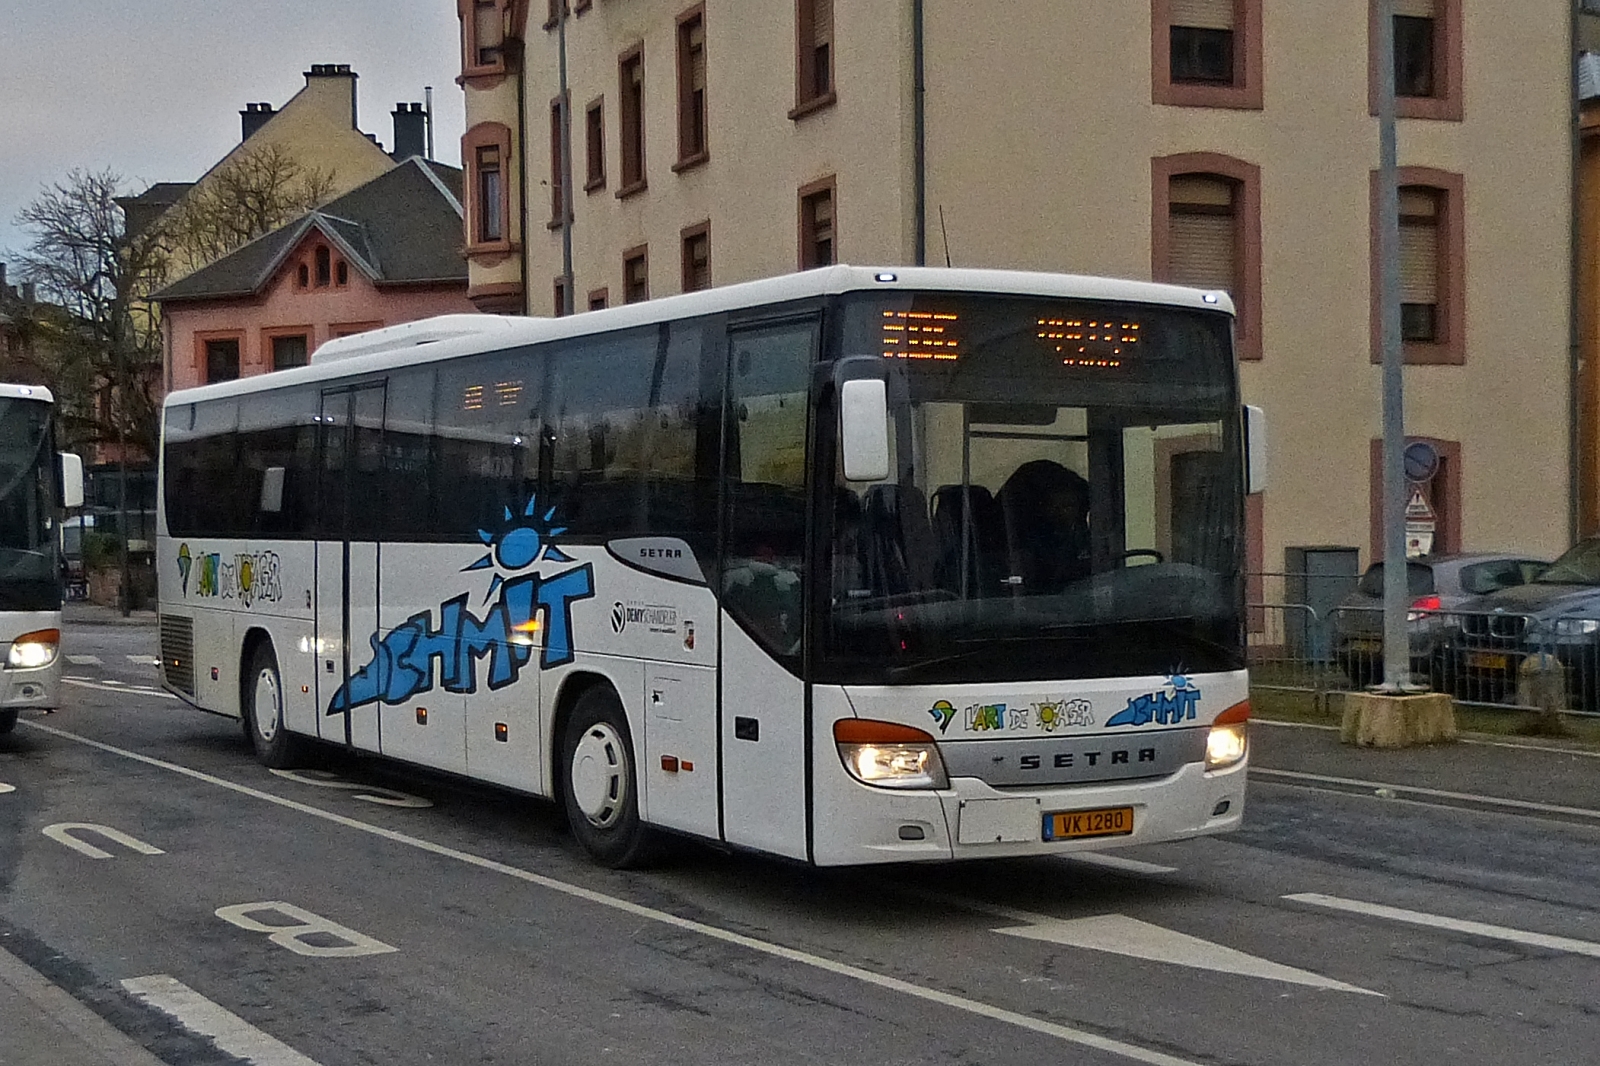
[458,0,1584,574]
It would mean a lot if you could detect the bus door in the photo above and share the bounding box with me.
[716,318,817,860]
[315,384,385,752]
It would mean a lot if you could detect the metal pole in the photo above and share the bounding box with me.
[1377,0,1411,692]
[557,2,575,315]
[424,86,435,161]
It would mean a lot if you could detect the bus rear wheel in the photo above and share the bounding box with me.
[0,709,16,735]
[244,642,301,768]
[560,686,656,869]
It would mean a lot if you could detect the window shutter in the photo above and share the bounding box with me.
[1398,187,1439,303]
[1168,213,1236,293]
[690,22,706,91]
[1393,0,1435,17]
[813,0,833,46]
[1170,0,1234,30]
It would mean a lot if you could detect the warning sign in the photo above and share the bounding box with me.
[1405,487,1436,521]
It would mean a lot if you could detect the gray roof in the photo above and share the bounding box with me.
[154,158,465,303]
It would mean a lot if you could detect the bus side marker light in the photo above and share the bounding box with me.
[494,722,508,742]
[1206,700,1249,770]
[301,686,309,694]
[833,719,949,790]
[681,760,693,772]
[416,707,428,725]
[211,667,219,681]
[661,755,680,773]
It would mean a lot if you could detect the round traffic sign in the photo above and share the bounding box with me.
[1404,440,1439,483]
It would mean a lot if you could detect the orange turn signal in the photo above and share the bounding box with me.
[1213,700,1251,726]
[833,718,937,744]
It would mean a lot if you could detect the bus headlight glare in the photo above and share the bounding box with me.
[838,742,948,789]
[1206,723,1248,770]
[8,629,59,669]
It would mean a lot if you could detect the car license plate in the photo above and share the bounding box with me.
[1346,639,1382,654]
[1042,806,1134,842]
[1467,651,1512,671]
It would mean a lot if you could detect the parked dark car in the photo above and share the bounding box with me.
[1333,553,1548,687]
[1443,537,1600,709]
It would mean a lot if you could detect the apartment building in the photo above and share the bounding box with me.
[457,0,1582,573]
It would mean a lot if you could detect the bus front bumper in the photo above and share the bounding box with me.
[0,657,63,710]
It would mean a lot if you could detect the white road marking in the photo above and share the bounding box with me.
[1249,768,1600,822]
[890,885,1374,995]
[1285,893,1600,959]
[32,721,1209,1066]
[65,654,103,666]
[42,822,165,860]
[122,975,324,1066]
[1067,852,1178,875]
[0,783,14,794]
[64,678,179,700]
[1255,719,1600,758]
[269,768,434,808]
[127,654,160,665]
[215,902,397,958]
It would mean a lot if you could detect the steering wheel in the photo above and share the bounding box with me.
[1118,549,1165,566]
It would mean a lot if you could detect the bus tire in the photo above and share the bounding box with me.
[244,642,301,769]
[560,686,656,869]
[0,709,16,735]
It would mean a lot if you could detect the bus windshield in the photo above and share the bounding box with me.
[822,292,1243,685]
[0,396,60,611]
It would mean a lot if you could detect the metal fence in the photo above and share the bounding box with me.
[1247,573,1600,717]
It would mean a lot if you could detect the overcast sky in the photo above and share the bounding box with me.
[0,0,466,264]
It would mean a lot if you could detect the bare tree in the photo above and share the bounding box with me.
[160,144,336,276]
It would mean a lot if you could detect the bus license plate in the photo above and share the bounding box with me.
[1043,806,1134,841]
[1467,651,1512,671]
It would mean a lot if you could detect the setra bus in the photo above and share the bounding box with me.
[0,383,84,734]
[155,267,1263,866]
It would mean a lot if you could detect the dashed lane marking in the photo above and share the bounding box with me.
[1286,893,1600,959]
[122,975,323,1066]
[64,678,179,700]
[127,655,160,666]
[1250,767,1600,822]
[65,654,103,666]
[33,721,1208,1066]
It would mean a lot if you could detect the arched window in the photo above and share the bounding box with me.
[315,246,331,287]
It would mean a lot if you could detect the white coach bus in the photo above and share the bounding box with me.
[0,384,84,734]
[156,267,1262,867]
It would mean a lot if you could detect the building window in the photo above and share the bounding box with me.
[477,144,504,242]
[315,246,331,287]
[682,222,711,292]
[792,0,835,118]
[271,334,309,371]
[623,246,649,304]
[296,263,309,288]
[1369,0,1461,121]
[461,0,506,76]
[585,97,606,191]
[1370,167,1464,365]
[336,261,348,287]
[1152,0,1262,110]
[618,46,646,196]
[204,338,240,383]
[588,287,609,311]
[676,7,708,167]
[544,0,569,29]
[554,277,569,317]
[549,96,565,223]
[1151,152,1262,360]
[798,177,835,270]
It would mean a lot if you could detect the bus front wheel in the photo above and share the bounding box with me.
[560,687,656,868]
[0,709,15,735]
[244,643,301,768]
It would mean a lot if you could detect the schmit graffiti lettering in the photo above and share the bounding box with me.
[1105,675,1202,728]
[328,498,595,715]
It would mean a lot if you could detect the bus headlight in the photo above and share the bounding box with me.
[8,629,60,670]
[1206,700,1250,771]
[833,719,949,790]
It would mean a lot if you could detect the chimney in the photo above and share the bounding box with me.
[20,283,35,304]
[241,101,276,141]
[391,102,427,161]
[0,263,8,298]
[306,63,359,129]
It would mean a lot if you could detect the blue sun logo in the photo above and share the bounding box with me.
[463,495,573,602]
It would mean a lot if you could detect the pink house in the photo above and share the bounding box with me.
[157,158,478,391]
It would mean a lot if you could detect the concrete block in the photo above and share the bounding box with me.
[1340,691,1457,748]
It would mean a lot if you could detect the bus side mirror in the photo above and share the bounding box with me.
[59,452,84,509]
[259,466,285,514]
[1244,404,1267,495]
[840,379,890,483]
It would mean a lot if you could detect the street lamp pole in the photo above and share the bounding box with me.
[1377,0,1412,692]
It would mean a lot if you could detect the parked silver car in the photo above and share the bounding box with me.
[1332,553,1548,687]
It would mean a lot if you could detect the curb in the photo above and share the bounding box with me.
[0,947,166,1066]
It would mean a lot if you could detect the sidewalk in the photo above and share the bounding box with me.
[0,946,164,1066]
[61,600,157,628]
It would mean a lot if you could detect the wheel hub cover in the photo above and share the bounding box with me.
[254,670,279,741]
[571,723,627,828]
